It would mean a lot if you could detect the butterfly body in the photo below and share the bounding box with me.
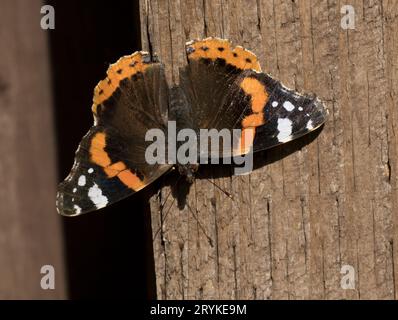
[56,38,328,216]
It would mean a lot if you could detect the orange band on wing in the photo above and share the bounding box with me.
[240,77,269,114]
[186,38,262,72]
[233,78,269,155]
[241,114,264,128]
[238,77,269,154]
[104,161,127,178]
[117,170,146,190]
[90,132,112,167]
[89,132,146,191]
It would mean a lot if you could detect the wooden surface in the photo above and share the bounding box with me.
[0,0,66,299]
[141,0,398,299]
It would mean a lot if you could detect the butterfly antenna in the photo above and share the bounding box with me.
[152,175,181,241]
[186,202,214,246]
[206,178,234,200]
[152,197,176,242]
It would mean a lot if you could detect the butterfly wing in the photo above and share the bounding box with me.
[223,69,328,154]
[180,38,262,131]
[57,52,172,216]
[248,71,328,151]
[179,37,327,157]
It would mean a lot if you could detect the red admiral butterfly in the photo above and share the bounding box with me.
[56,38,328,216]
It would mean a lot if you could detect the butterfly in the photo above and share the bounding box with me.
[56,37,328,216]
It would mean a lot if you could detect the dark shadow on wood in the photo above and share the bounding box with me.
[49,0,156,299]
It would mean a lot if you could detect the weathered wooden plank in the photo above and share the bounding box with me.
[140,0,398,299]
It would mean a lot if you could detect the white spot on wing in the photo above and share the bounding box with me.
[73,205,82,214]
[283,101,295,111]
[73,188,77,193]
[272,101,278,107]
[88,183,108,209]
[78,175,86,186]
[306,119,314,130]
[88,168,94,174]
[277,118,293,142]
[298,106,303,111]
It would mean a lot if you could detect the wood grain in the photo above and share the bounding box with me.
[140,0,398,299]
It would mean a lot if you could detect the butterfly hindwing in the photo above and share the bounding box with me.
[180,38,261,131]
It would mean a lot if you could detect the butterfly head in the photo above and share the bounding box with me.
[177,163,199,183]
